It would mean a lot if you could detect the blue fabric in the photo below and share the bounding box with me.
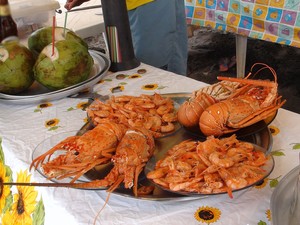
[128,0,188,75]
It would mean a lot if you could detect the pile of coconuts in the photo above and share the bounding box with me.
[0,27,94,94]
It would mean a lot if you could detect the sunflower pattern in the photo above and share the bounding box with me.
[0,161,11,215]
[266,209,271,221]
[33,99,90,131]
[110,85,125,93]
[34,102,53,113]
[255,209,272,225]
[142,83,159,91]
[115,74,128,80]
[194,206,221,224]
[254,178,268,189]
[67,101,90,112]
[0,138,45,225]
[45,118,61,131]
[83,117,89,124]
[268,125,280,136]
[128,74,142,79]
[94,67,172,95]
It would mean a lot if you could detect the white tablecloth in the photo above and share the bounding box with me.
[0,63,299,225]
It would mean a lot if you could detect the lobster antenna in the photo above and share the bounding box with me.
[93,192,112,225]
[217,76,277,88]
[2,182,79,187]
[250,63,277,83]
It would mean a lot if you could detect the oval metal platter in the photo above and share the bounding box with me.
[31,93,274,201]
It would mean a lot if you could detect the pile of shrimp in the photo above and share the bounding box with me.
[146,134,268,198]
[87,93,178,138]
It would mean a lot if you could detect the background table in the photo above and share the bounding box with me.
[185,0,300,77]
[0,64,299,224]
[56,0,105,38]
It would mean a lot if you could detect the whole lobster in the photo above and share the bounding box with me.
[199,64,286,136]
[30,122,126,182]
[73,126,155,197]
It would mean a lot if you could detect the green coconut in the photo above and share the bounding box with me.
[33,40,94,90]
[0,41,35,94]
[28,26,88,56]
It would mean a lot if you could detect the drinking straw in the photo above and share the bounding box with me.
[52,16,56,56]
[63,12,68,37]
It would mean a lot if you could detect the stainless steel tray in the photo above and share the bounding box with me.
[32,94,274,201]
[0,50,110,105]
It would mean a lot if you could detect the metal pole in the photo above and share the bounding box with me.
[236,34,247,78]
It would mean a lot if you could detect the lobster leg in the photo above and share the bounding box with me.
[133,164,145,197]
[107,176,125,192]
[70,162,146,196]
[60,177,120,190]
[30,136,79,170]
[45,157,112,182]
[124,166,135,189]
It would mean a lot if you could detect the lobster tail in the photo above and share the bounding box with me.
[199,101,238,136]
[177,92,217,128]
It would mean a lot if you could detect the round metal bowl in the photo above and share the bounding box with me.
[271,165,300,225]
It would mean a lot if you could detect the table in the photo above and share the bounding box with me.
[185,0,300,77]
[0,63,299,225]
[56,0,105,38]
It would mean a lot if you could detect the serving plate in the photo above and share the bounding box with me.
[0,50,110,105]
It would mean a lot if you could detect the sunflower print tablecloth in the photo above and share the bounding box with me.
[1,63,300,225]
[185,0,300,48]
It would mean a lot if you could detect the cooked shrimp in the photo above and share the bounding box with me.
[87,93,178,138]
[226,148,248,163]
[196,136,220,155]
[146,167,169,179]
[162,112,177,123]
[245,151,267,166]
[209,152,235,168]
[218,168,248,189]
[152,178,169,188]
[156,105,171,115]
[169,178,203,191]
[160,122,175,133]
